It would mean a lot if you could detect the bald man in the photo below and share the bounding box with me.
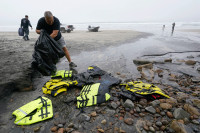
[36,11,77,68]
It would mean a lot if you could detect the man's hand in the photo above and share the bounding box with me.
[36,29,40,34]
[50,30,59,39]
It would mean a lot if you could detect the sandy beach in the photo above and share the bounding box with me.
[0,29,200,133]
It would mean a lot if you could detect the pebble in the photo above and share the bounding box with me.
[54,121,59,126]
[124,99,134,109]
[111,102,118,109]
[68,123,74,128]
[58,124,63,128]
[58,128,64,133]
[162,120,168,125]
[192,120,200,125]
[160,103,172,110]
[139,99,148,106]
[98,129,104,133]
[51,126,58,132]
[160,111,165,116]
[156,108,160,113]
[139,113,145,117]
[91,111,97,117]
[143,125,149,131]
[136,107,141,113]
[151,100,160,107]
[160,126,166,131]
[149,126,155,132]
[101,119,107,125]
[156,121,162,127]
[33,126,41,132]
[145,106,156,114]
[166,111,173,118]
[124,118,134,125]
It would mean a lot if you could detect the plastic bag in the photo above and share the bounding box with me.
[32,30,65,76]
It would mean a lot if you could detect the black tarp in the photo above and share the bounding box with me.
[32,30,65,76]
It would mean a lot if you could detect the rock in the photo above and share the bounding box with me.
[123,99,134,109]
[71,131,81,133]
[192,99,200,108]
[151,100,160,107]
[54,121,59,126]
[164,58,172,63]
[139,113,145,117]
[143,125,149,131]
[183,104,200,116]
[65,128,72,132]
[51,126,58,132]
[185,60,196,65]
[170,120,194,133]
[119,129,126,133]
[160,103,172,110]
[101,119,107,125]
[124,118,134,125]
[133,59,153,65]
[33,126,41,132]
[145,106,156,114]
[149,126,155,132]
[166,111,173,118]
[139,99,148,106]
[155,108,160,113]
[187,55,194,58]
[136,107,141,113]
[156,121,162,127]
[111,101,118,109]
[173,108,190,119]
[105,109,115,115]
[160,126,166,131]
[80,114,90,122]
[192,120,199,125]
[159,99,166,103]
[58,124,63,128]
[160,111,165,116]
[58,128,64,133]
[162,120,168,125]
[91,111,97,117]
[137,63,153,71]
[98,129,104,133]
[68,123,74,128]
[177,120,184,124]
[141,68,154,81]
[166,98,177,106]
[191,77,200,83]
[197,67,200,72]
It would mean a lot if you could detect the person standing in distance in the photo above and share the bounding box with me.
[35,11,77,68]
[21,15,33,40]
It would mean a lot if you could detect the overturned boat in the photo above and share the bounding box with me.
[88,25,100,32]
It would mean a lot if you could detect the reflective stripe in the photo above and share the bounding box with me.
[17,109,27,115]
[16,119,23,125]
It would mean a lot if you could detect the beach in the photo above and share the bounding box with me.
[0,28,200,133]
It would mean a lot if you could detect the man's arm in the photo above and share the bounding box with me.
[50,30,59,39]
[20,19,23,28]
[29,20,33,29]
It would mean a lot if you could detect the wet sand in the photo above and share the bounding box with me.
[178,29,200,33]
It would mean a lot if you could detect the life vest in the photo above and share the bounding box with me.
[76,83,111,108]
[51,70,73,79]
[120,81,170,99]
[12,97,53,125]
[42,79,78,96]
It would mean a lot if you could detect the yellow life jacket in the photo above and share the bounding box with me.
[12,97,53,125]
[120,81,170,98]
[77,83,111,108]
[51,70,73,79]
[42,79,78,96]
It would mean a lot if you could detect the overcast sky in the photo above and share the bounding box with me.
[0,0,199,25]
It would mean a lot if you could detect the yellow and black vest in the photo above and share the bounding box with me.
[12,97,53,125]
[77,83,111,108]
[51,70,72,79]
[42,79,78,96]
[120,81,170,98]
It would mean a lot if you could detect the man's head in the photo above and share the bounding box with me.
[25,15,28,19]
[44,11,54,25]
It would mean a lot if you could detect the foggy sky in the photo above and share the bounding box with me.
[0,0,199,25]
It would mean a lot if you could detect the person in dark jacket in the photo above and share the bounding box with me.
[21,15,33,40]
[36,11,77,69]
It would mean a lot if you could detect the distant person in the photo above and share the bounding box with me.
[162,25,165,31]
[20,15,33,41]
[88,25,91,28]
[171,22,175,36]
[36,11,77,69]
